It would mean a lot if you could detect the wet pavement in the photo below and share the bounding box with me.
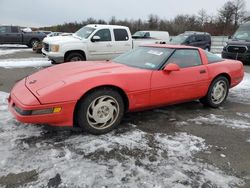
[0,46,250,187]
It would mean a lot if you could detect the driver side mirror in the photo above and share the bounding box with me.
[91,35,101,42]
[163,63,180,72]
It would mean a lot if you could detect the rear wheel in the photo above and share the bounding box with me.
[65,52,85,62]
[77,88,124,135]
[200,76,229,108]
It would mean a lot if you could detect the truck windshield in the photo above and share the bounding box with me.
[232,30,250,41]
[170,35,188,44]
[132,31,149,39]
[74,27,95,39]
[112,47,174,70]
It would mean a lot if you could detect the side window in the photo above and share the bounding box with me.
[0,26,7,33]
[196,35,204,41]
[205,51,224,64]
[114,29,129,41]
[11,26,19,33]
[188,36,196,43]
[144,32,150,38]
[167,49,202,68]
[93,29,111,42]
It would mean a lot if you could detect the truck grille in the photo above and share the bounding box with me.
[227,45,247,53]
[43,43,49,52]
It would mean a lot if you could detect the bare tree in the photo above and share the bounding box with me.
[198,9,209,26]
[232,0,246,27]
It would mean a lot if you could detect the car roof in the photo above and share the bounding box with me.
[86,24,129,29]
[142,44,201,50]
[183,31,211,36]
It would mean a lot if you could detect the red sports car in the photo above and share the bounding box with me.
[9,45,244,134]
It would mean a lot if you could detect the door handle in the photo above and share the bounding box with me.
[200,69,206,74]
[106,44,112,47]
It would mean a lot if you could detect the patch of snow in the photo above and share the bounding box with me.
[220,154,226,158]
[0,58,51,68]
[236,112,250,119]
[0,92,244,187]
[188,114,250,130]
[0,44,28,48]
[0,45,31,56]
[228,73,250,104]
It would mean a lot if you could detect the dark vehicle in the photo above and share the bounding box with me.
[0,25,47,48]
[170,31,211,51]
[222,21,250,64]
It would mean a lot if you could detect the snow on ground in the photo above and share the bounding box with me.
[0,91,243,187]
[0,45,31,56]
[188,114,250,130]
[0,58,51,68]
[187,73,250,130]
[228,73,250,104]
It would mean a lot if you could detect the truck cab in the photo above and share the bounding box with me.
[42,24,133,63]
[0,26,22,44]
[0,25,46,48]
[222,21,250,64]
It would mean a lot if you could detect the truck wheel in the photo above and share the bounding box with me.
[28,39,39,48]
[65,52,85,62]
[200,76,229,108]
[77,88,124,135]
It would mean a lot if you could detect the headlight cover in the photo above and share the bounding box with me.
[50,44,60,52]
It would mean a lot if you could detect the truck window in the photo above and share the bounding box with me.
[11,26,19,33]
[93,29,111,42]
[114,29,129,41]
[0,26,8,33]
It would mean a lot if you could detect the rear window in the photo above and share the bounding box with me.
[205,51,224,64]
[114,29,129,41]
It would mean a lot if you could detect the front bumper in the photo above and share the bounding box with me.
[222,51,250,64]
[8,79,76,126]
[42,48,64,63]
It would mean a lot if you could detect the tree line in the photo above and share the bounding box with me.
[40,0,250,36]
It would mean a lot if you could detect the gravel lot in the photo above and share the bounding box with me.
[0,45,250,187]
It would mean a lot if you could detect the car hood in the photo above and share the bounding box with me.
[227,40,250,46]
[43,35,83,45]
[25,61,146,98]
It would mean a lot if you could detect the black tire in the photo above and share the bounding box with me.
[205,46,211,52]
[65,52,85,62]
[77,88,124,135]
[28,39,39,48]
[200,76,229,108]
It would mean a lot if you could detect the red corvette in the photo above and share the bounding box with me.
[9,45,244,134]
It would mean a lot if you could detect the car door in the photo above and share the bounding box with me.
[4,26,22,44]
[150,49,209,106]
[113,28,132,56]
[190,35,206,49]
[87,28,115,60]
[0,26,10,44]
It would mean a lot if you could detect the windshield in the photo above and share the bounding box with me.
[132,31,149,38]
[112,47,174,70]
[170,34,188,44]
[232,30,250,41]
[74,26,95,39]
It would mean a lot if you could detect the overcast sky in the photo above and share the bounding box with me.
[0,0,249,27]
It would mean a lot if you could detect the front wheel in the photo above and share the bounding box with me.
[200,76,229,108]
[65,52,85,62]
[77,88,124,135]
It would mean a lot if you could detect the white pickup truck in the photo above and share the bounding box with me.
[42,24,169,64]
